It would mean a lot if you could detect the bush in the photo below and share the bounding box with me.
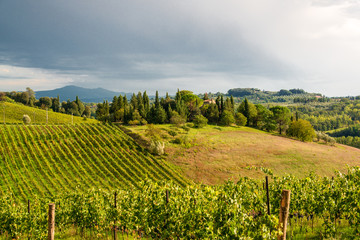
[148,140,165,155]
[287,119,316,142]
[235,112,247,126]
[170,111,186,126]
[193,115,208,128]
[172,136,192,148]
[316,131,336,146]
[128,120,140,125]
[219,110,235,126]
[182,126,190,132]
[145,124,162,141]
[168,130,178,137]
[22,114,31,124]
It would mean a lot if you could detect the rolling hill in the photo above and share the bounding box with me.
[1,100,97,124]
[0,123,188,203]
[35,85,131,103]
[126,125,360,184]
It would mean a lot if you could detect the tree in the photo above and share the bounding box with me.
[26,87,35,106]
[235,112,247,126]
[287,119,316,142]
[83,106,91,118]
[75,96,85,116]
[38,97,52,109]
[51,96,60,112]
[0,92,6,101]
[202,103,219,124]
[193,115,208,128]
[238,98,257,126]
[219,110,235,126]
[170,111,186,126]
[270,106,291,134]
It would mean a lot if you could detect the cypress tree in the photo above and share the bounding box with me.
[220,95,224,114]
[130,93,138,110]
[143,91,150,116]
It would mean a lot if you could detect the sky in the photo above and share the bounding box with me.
[1,0,360,96]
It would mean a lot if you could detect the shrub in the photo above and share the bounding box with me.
[148,140,165,155]
[287,119,316,142]
[140,119,148,125]
[182,126,190,132]
[145,124,162,141]
[170,111,186,126]
[172,136,192,148]
[235,112,247,126]
[219,110,235,126]
[22,114,31,124]
[193,115,208,128]
[168,130,178,137]
[128,120,140,125]
[316,131,336,146]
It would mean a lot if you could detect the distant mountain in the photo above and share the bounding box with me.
[36,85,132,103]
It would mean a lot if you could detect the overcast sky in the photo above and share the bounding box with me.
[1,0,360,96]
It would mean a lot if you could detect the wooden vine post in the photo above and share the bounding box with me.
[48,203,55,240]
[278,190,291,240]
[28,200,31,240]
[114,192,117,240]
[265,176,271,215]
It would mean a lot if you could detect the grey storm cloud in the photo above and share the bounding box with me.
[0,0,295,93]
[1,0,360,95]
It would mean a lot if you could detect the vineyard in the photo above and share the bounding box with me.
[2,168,360,239]
[0,123,188,203]
[0,101,97,124]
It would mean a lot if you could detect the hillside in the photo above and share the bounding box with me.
[0,100,97,124]
[126,125,360,184]
[36,85,131,103]
[0,124,187,203]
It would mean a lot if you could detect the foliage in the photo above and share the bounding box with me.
[287,119,316,142]
[238,98,257,126]
[315,131,336,146]
[0,101,97,124]
[219,110,235,126]
[169,111,186,126]
[0,124,187,203]
[235,112,247,126]
[193,114,208,128]
[4,168,360,239]
[270,106,291,135]
[148,140,165,155]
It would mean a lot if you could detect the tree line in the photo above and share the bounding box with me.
[1,88,91,117]
[97,90,315,141]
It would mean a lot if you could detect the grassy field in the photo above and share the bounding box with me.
[0,123,187,202]
[0,101,97,124]
[127,124,360,184]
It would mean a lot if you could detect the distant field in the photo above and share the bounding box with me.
[0,101,97,124]
[127,124,360,184]
[0,124,187,202]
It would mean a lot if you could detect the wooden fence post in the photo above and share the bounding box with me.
[48,203,55,240]
[265,176,271,215]
[278,190,291,240]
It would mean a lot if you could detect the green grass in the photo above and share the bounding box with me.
[127,124,360,184]
[0,123,188,202]
[0,101,97,124]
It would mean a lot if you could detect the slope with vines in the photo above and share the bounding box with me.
[0,123,188,203]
